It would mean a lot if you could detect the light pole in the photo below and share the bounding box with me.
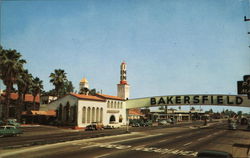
[126,109,129,133]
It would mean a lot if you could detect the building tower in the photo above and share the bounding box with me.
[117,61,130,99]
[79,77,89,90]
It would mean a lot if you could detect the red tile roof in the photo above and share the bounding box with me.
[70,93,106,102]
[129,109,144,116]
[96,93,124,101]
[1,93,40,103]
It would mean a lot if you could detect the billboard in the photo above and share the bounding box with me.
[125,95,250,109]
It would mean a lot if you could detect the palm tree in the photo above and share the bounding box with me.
[64,81,74,95]
[31,77,43,107]
[0,47,26,120]
[16,69,33,121]
[49,69,67,97]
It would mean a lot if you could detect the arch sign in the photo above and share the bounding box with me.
[125,95,250,109]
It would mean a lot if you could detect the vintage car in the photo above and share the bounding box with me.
[108,122,121,128]
[7,119,21,127]
[85,122,104,131]
[0,125,23,137]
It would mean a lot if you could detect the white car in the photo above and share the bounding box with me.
[108,122,121,128]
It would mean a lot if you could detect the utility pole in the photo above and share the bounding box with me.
[244,16,250,48]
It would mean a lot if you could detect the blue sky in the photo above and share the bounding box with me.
[1,0,250,112]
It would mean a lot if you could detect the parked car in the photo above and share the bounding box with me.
[158,120,170,126]
[103,125,113,129]
[197,150,233,158]
[108,122,121,128]
[85,125,97,131]
[7,119,21,127]
[0,125,23,137]
[132,123,140,127]
[91,122,104,130]
[85,122,104,131]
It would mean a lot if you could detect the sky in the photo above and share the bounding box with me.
[1,0,250,112]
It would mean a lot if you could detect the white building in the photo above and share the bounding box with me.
[47,62,130,128]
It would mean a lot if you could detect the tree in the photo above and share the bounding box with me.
[31,77,43,107]
[89,88,96,95]
[0,47,26,119]
[79,87,89,95]
[64,81,74,94]
[237,111,242,117]
[49,69,67,97]
[190,107,195,111]
[16,69,33,121]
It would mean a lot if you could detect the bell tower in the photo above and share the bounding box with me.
[117,61,130,99]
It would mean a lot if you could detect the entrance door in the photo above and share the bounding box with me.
[109,115,116,124]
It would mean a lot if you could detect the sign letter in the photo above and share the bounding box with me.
[151,98,156,105]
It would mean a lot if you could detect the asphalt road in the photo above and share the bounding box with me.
[0,121,204,149]
[1,121,250,158]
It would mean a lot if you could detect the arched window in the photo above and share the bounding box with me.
[87,107,91,123]
[121,102,123,109]
[114,101,116,109]
[96,108,99,122]
[100,108,103,123]
[111,101,113,108]
[65,102,70,122]
[82,107,86,123]
[92,107,95,123]
[58,104,63,121]
[70,106,75,122]
[107,101,110,108]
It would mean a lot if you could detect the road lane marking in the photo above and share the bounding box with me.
[158,139,168,143]
[95,153,111,158]
[176,136,182,138]
[198,137,205,141]
[183,142,192,146]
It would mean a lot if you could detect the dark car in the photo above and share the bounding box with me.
[197,150,233,158]
[85,125,96,131]
[132,123,140,127]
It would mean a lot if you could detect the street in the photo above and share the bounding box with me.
[1,121,250,158]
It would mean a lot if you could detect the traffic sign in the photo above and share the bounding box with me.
[237,75,250,99]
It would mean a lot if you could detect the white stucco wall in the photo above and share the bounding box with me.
[106,100,126,126]
[47,94,127,128]
[47,95,78,110]
[77,100,106,127]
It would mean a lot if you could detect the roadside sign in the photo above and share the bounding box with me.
[238,81,250,94]
[237,75,250,99]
